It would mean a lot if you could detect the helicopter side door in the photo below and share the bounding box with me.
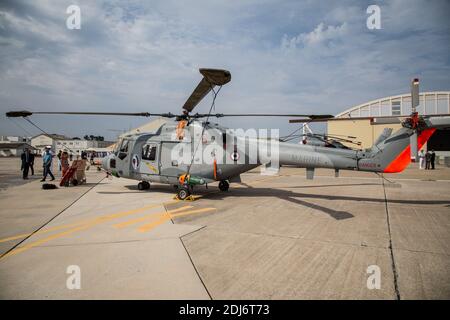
[160,141,189,178]
[140,142,160,175]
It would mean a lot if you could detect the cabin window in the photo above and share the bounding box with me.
[142,144,157,161]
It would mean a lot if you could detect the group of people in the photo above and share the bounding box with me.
[20,146,55,181]
[418,149,436,170]
[20,147,91,181]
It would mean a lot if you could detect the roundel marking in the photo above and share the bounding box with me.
[230,151,240,161]
[132,154,140,170]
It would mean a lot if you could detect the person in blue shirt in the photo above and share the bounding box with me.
[41,147,55,182]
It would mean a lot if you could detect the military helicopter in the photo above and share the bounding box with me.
[6,70,450,200]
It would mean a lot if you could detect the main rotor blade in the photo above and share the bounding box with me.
[182,68,231,113]
[6,110,176,118]
[290,113,450,123]
[193,113,334,120]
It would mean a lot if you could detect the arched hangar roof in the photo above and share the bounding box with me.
[336,91,450,118]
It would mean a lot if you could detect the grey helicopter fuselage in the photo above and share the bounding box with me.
[101,116,449,185]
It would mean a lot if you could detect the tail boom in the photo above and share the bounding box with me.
[382,128,435,173]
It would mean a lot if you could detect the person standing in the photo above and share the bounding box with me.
[425,151,431,170]
[57,150,62,172]
[418,149,425,169]
[41,147,55,181]
[29,150,35,175]
[61,150,70,177]
[20,148,32,179]
[430,150,436,170]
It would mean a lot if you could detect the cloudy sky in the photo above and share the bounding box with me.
[1,0,449,140]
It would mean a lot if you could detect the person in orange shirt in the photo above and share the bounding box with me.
[61,150,70,177]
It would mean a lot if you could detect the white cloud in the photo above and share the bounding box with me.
[0,0,449,139]
[0,9,72,44]
[282,22,348,49]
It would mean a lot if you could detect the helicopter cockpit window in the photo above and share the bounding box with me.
[116,139,130,160]
[142,144,157,161]
[119,139,129,153]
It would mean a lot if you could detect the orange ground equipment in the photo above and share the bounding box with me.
[60,159,87,187]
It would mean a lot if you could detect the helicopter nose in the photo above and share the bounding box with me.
[102,154,111,171]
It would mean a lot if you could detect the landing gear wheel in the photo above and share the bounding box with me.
[72,179,78,186]
[219,180,229,191]
[177,186,191,200]
[138,181,150,190]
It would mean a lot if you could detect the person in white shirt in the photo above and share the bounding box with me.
[418,149,425,169]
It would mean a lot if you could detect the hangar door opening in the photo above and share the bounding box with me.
[427,129,450,151]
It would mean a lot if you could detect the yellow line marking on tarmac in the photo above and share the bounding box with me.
[0,200,181,244]
[113,206,193,228]
[138,207,216,233]
[171,207,216,218]
[137,215,170,233]
[0,201,178,244]
[0,221,88,243]
[1,200,179,259]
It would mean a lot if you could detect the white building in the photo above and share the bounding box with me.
[30,134,69,155]
[0,142,38,157]
[0,135,30,143]
[55,139,114,156]
[0,136,37,157]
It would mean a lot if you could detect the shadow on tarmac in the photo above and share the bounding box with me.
[96,182,450,221]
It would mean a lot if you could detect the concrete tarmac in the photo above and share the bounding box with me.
[0,161,449,299]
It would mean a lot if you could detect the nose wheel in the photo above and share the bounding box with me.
[138,181,150,190]
[177,186,191,200]
[177,184,196,200]
[218,180,229,191]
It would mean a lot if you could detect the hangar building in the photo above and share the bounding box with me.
[327,91,450,157]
